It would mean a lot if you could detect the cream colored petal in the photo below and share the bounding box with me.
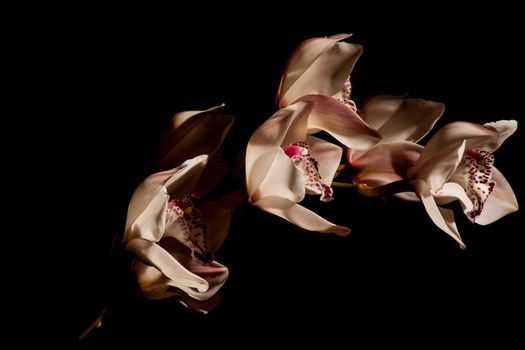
[415,122,496,167]
[246,102,310,200]
[307,135,342,185]
[253,196,350,236]
[350,141,423,184]
[467,120,518,153]
[124,155,208,243]
[415,179,465,249]
[125,238,210,292]
[255,149,306,203]
[359,95,444,142]
[435,182,474,214]
[475,167,518,225]
[409,141,466,191]
[277,34,353,106]
[157,104,234,169]
[298,94,381,150]
[280,41,362,107]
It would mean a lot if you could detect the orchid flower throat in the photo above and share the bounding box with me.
[282,141,334,202]
[452,149,496,220]
[166,196,212,262]
[335,76,357,111]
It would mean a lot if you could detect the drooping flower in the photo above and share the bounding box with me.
[347,96,444,192]
[276,34,362,109]
[407,120,518,247]
[246,95,380,235]
[123,155,244,311]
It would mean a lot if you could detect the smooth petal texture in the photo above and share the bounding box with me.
[124,155,208,242]
[409,141,466,191]
[298,94,381,150]
[435,182,474,214]
[415,179,465,249]
[349,141,423,187]
[466,120,518,153]
[277,34,363,107]
[359,95,444,143]
[307,135,343,185]
[475,167,519,225]
[157,104,234,169]
[414,122,496,167]
[125,238,209,292]
[253,196,350,236]
[246,102,310,201]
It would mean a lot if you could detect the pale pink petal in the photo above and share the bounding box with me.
[415,121,496,167]
[307,135,343,185]
[435,182,474,214]
[246,102,311,200]
[409,141,466,191]
[277,34,362,107]
[395,192,420,201]
[124,156,208,242]
[467,120,518,153]
[253,196,350,236]
[350,141,423,186]
[298,94,381,150]
[359,95,444,142]
[415,179,466,249]
[125,238,210,292]
[196,190,246,252]
[157,104,234,169]
[475,167,519,225]
[255,150,306,202]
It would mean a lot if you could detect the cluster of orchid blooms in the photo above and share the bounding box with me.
[122,34,518,312]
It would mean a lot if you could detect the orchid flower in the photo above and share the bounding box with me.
[407,120,518,248]
[348,96,444,192]
[276,34,362,109]
[246,95,380,235]
[123,155,244,309]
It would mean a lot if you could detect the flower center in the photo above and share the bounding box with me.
[166,196,212,262]
[452,149,496,220]
[282,141,334,202]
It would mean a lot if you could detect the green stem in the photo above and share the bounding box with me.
[331,181,358,189]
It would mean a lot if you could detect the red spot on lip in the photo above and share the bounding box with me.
[283,145,305,158]
[466,149,482,159]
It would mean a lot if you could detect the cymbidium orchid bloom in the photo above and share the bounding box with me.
[276,34,362,109]
[348,95,444,191]
[246,95,380,235]
[407,120,518,248]
[123,155,244,311]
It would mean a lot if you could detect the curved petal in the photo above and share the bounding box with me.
[349,141,423,186]
[435,182,474,214]
[253,196,350,236]
[359,95,444,142]
[157,104,234,169]
[245,102,311,200]
[467,120,518,153]
[475,167,518,225]
[409,141,466,191]
[298,94,381,150]
[414,179,465,249]
[307,135,343,185]
[415,121,496,167]
[124,155,209,242]
[278,34,362,107]
[125,238,210,292]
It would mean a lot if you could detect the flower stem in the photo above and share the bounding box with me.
[331,181,358,189]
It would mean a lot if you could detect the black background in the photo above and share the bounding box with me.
[66,7,525,347]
